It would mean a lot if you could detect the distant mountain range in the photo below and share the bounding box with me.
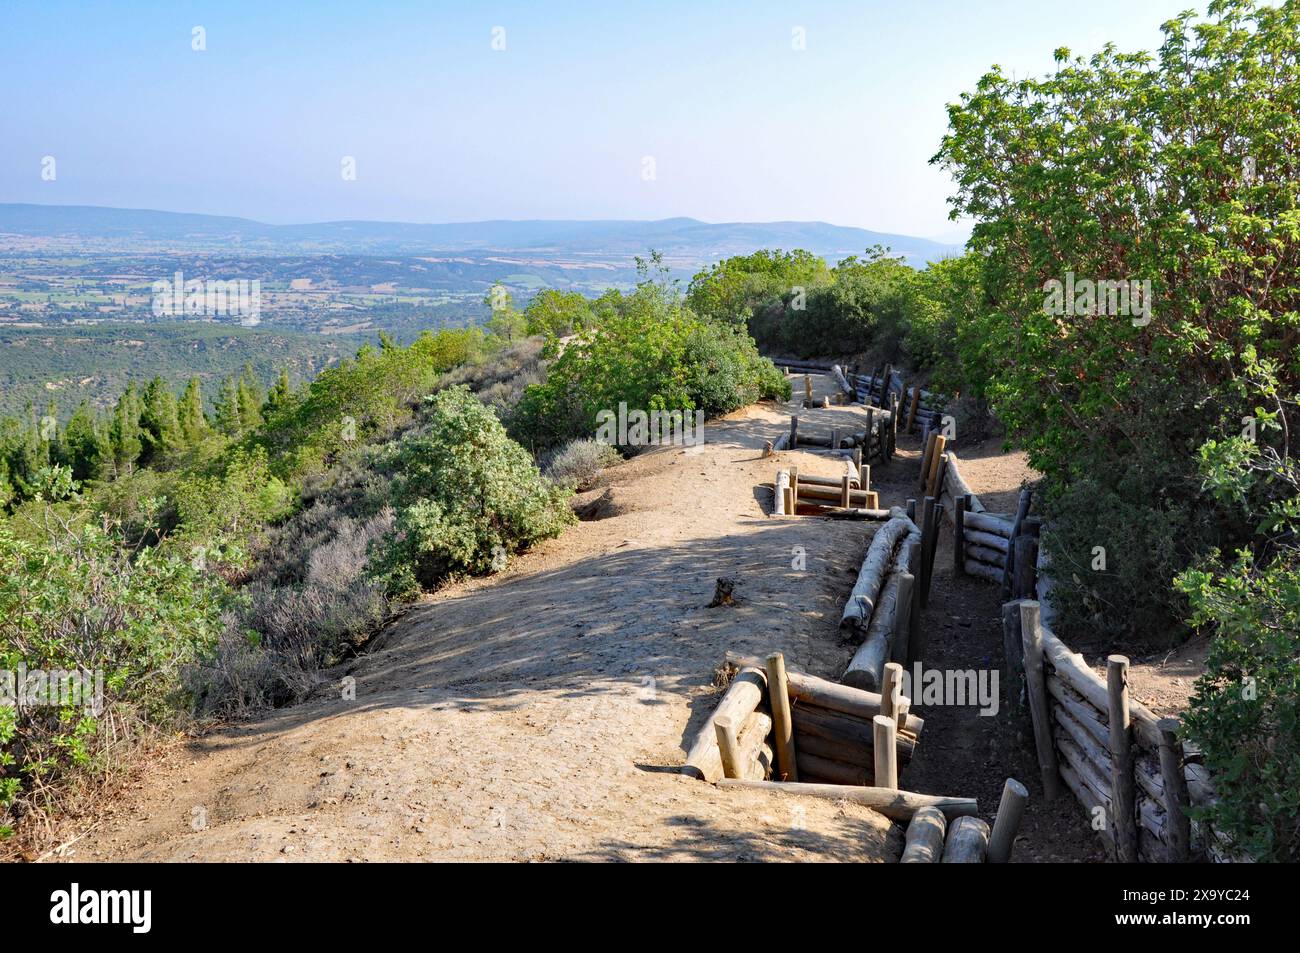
[0,204,964,268]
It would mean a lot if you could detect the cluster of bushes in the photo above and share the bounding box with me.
[928,0,1300,858]
[511,263,789,451]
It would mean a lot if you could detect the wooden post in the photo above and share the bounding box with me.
[879,363,892,408]
[988,778,1029,863]
[1107,655,1139,863]
[1013,533,1039,600]
[765,653,799,783]
[840,474,851,508]
[853,445,862,470]
[714,715,743,780]
[905,540,924,663]
[1000,600,1025,711]
[925,436,948,498]
[782,485,794,516]
[894,573,916,672]
[790,415,799,448]
[789,467,799,512]
[873,715,898,789]
[1001,489,1032,601]
[830,427,840,452]
[906,497,916,523]
[925,501,944,605]
[804,374,812,403]
[907,386,922,433]
[880,662,904,723]
[919,497,937,608]
[954,494,968,574]
[1156,717,1192,863]
[918,432,936,490]
[1019,601,1060,801]
[860,464,871,495]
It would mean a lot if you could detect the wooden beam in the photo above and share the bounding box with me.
[714,779,977,822]
[1108,655,1139,863]
[765,652,798,783]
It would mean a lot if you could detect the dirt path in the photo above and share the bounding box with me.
[69,375,904,862]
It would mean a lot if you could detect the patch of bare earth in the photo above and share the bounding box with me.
[68,376,900,862]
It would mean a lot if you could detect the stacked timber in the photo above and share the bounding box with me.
[958,508,1013,584]
[903,384,946,434]
[942,451,986,513]
[1008,600,1217,863]
[725,653,924,788]
[840,513,922,692]
[680,667,774,783]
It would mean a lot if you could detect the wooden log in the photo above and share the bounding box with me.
[1013,534,1039,601]
[906,538,924,662]
[907,386,922,433]
[891,572,915,669]
[840,473,851,507]
[964,560,1003,584]
[1156,717,1191,863]
[924,436,948,498]
[783,486,795,516]
[931,452,950,511]
[988,778,1029,863]
[793,730,872,768]
[1058,760,1116,852]
[725,653,925,735]
[954,494,967,574]
[831,364,855,398]
[900,806,946,863]
[795,484,876,504]
[965,543,1007,567]
[965,529,1009,552]
[918,496,936,608]
[840,516,913,632]
[714,715,743,780]
[771,431,790,452]
[1108,656,1139,864]
[816,506,893,520]
[714,779,977,822]
[792,704,917,762]
[905,498,916,522]
[880,662,903,722]
[804,374,813,403]
[790,415,799,448]
[918,432,936,491]
[1046,676,1108,745]
[1020,601,1061,801]
[1000,600,1025,711]
[765,653,798,783]
[942,815,991,863]
[1053,700,1111,772]
[843,527,921,691]
[1000,488,1033,602]
[795,751,869,786]
[1038,629,1165,751]
[681,667,767,781]
[737,711,774,781]
[791,471,861,489]
[943,452,986,512]
[873,716,898,788]
[773,470,789,516]
[964,510,1014,537]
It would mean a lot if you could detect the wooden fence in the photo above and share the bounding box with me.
[940,453,1220,862]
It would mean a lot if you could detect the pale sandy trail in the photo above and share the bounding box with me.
[71,376,903,862]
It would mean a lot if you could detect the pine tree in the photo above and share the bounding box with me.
[140,377,180,466]
[63,401,102,482]
[213,377,242,437]
[109,383,143,476]
[237,363,263,433]
[178,377,209,446]
[265,368,292,413]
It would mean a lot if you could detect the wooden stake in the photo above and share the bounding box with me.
[1108,655,1139,863]
[790,415,799,448]
[1156,717,1192,863]
[873,715,898,789]
[907,386,922,433]
[988,778,1029,863]
[714,715,743,780]
[840,474,851,507]
[1013,533,1039,600]
[906,539,924,663]
[918,432,936,490]
[920,496,937,607]
[1000,600,1026,711]
[804,374,812,403]
[765,652,799,783]
[955,494,968,574]
[925,436,948,497]
[905,497,916,522]
[880,662,903,723]
[1019,601,1060,801]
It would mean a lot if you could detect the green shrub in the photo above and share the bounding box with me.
[376,386,574,594]
[0,518,225,841]
[543,438,621,491]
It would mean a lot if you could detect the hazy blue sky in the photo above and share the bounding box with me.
[2,0,1199,237]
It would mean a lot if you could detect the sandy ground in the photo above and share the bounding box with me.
[64,375,903,862]
[56,377,1206,863]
